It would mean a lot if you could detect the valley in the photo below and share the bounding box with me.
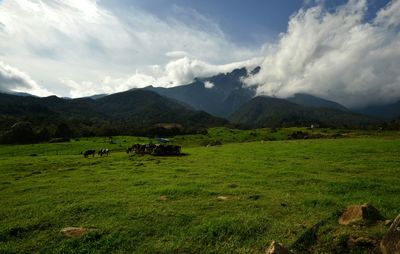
[0,128,399,253]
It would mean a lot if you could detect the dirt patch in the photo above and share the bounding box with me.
[159,195,169,201]
[60,227,96,237]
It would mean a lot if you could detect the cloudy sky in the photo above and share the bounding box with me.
[0,0,399,107]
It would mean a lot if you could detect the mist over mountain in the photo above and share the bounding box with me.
[143,67,256,118]
[2,64,399,145]
[141,67,399,120]
[1,1,399,110]
[245,0,400,108]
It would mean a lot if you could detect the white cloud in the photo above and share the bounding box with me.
[159,56,262,88]
[375,0,400,27]
[1,0,399,107]
[62,56,262,97]
[0,0,259,97]
[246,0,400,108]
[0,61,51,96]
[165,51,190,59]
[204,81,215,89]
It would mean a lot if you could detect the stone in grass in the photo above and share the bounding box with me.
[265,241,294,254]
[60,227,95,237]
[217,196,229,201]
[381,214,400,254]
[159,195,169,201]
[348,236,379,249]
[385,220,394,226]
[338,204,383,225]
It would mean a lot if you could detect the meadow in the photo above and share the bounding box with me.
[0,128,399,253]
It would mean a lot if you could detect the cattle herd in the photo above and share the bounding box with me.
[83,144,181,158]
[126,144,181,156]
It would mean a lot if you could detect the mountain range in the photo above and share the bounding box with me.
[141,67,399,121]
[1,66,399,142]
[143,67,256,118]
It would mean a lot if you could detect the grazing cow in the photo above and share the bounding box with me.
[145,144,156,154]
[126,144,139,154]
[83,150,96,158]
[98,148,109,157]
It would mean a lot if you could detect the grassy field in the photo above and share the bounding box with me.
[0,128,399,253]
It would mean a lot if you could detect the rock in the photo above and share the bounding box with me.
[338,204,383,225]
[60,227,89,237]
[248,194,260,200]
[385,220,394,226]
[381,214,400,254]
[348,236,378,248]
[159,195,168,201]
[217,196,229,201]
[265,241,294,254]
[291,219,327,252]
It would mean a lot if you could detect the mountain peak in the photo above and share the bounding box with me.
[250,66,261,75]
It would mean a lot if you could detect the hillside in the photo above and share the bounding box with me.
[354,100,400,120]
[0,91,227,141]
[229,96,381,128]
[287,93,349,112]
[98,90,229,129]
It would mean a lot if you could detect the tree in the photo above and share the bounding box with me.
[0,121,36,144]
[55,123,73,138]
[37,127,51,141]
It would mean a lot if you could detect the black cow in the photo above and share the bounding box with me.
[83,149,96,158]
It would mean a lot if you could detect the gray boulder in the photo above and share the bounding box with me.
[381,214,400,254]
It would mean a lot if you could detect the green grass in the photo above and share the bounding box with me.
[1,128,399,253]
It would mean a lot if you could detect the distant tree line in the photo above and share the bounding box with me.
[0,119,209,144]
[1,117,398,145]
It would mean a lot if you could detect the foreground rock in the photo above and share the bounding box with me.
[386,220,394,226]
[348,236,378,249]
[338,204,383,225]
[265,241,294,254]
[60,227,95,237]
[159,195,168,201]
[381,214,400,254]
